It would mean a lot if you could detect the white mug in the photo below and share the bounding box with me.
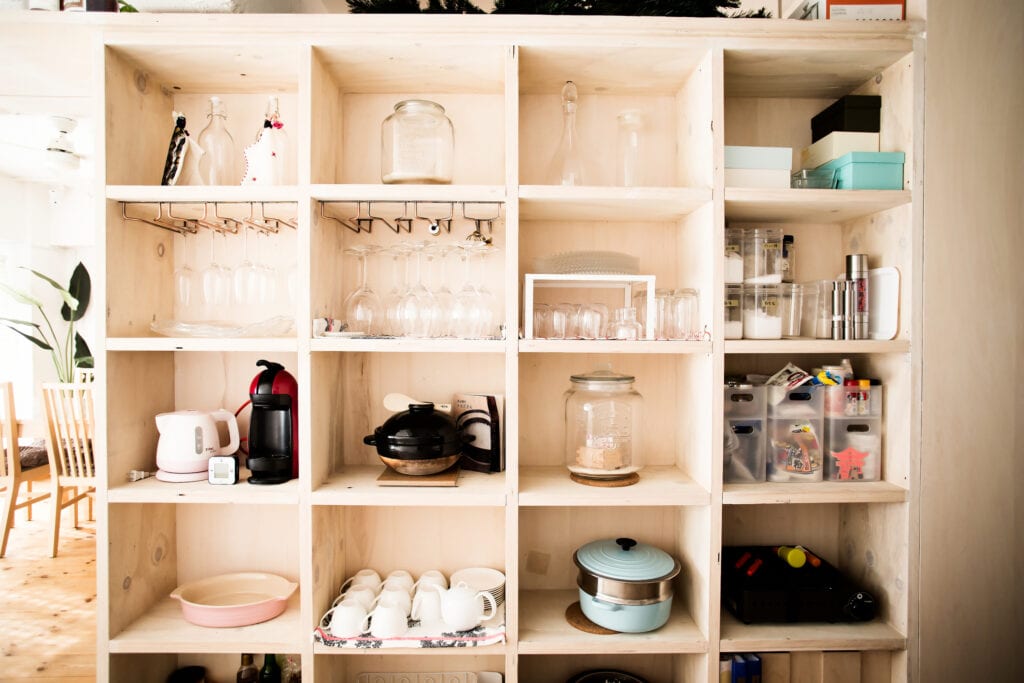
[383,570,415,595]
[372,587,412,617]
[366,603,408,639]
[336,586,376,611]
[340,569,382,593]
[439,582,498,632]
[323,600,368,638]
[413,569,448,594]
[411,585,442,623]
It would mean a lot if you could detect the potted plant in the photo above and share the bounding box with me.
[0,262,93,383]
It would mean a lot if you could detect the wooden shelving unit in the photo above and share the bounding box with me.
[78,13,923,683]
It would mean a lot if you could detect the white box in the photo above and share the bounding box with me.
[724,145,793,170]
[800,132,880,169]
[725,168,791,189]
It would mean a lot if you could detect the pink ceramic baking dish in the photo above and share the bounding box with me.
[170,572,298,628]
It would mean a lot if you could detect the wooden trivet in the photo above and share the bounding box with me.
[565,601,617,635]
[569,472,640,487]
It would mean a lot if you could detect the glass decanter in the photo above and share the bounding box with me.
[547,81,586,186]
[197,96,237,185]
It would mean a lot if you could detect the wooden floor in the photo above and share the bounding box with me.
[0,504,96,683]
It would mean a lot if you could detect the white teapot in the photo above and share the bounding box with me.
[434,581,497,632]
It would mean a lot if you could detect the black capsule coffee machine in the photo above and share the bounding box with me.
[246,359,298,485]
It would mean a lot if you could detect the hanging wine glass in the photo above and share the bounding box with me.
[174,231,196,311]
[201,229,230,309]
[383,243,411,337]
[473,242,500,339]
[451,243,488,339]
[426,242,456,337]
[342,245,383,335]
[397,241,435,338]
[255,229,277,306]
[233,226,259,306]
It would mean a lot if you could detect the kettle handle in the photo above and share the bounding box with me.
[211,409,240,455]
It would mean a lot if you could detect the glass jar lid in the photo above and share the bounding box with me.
[394,99,445,113]
[570,368,635,384]
[575,537,678,581]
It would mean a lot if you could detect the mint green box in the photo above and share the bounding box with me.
[817,151,905,190]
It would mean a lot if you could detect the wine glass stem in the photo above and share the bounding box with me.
[357,253,368,291]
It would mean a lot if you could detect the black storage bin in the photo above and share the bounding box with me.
[811,95,882,142]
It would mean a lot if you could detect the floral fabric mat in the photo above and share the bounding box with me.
[315,604,506,649]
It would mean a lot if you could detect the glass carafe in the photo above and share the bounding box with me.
[198,96,237,185]
[548,81,586,186]
[564,368,644,482]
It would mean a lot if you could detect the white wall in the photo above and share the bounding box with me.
[921,0,1023,680]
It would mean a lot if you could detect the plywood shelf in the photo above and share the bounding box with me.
[519,466,709,507]
[312,643,507,656]
[311,466,507,507]
[108,472,300,505]
[723,338,910,354]
[519,339,712,355]
[518,590,707,654]
[312,184,506,203]
[311,338,506,354]
[724,188,911,223]
[719,612,907,653]
[519,186,711,221]
[108,595,302,654]
[107,185,301,203]
[106,337,299,353]
[723,481,909,505]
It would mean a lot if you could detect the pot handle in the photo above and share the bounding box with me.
[588,595,623,612]
[363,435,376,446]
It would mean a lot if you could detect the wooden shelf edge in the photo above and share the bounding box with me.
[723,481,909,505]
[310,338,506,354]
[311,184,506,202]
[724,338,910,354]
[105,336,299,352]
[518,466,711,507]
[519,340,713,355]
[107,185,301,203]
[312,643,507,656]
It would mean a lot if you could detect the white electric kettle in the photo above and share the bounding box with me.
[155,409,240,482]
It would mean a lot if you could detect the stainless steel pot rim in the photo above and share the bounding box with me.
[574,554,679,606]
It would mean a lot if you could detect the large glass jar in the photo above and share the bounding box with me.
[564,369,644,482]
[381,99,454,184]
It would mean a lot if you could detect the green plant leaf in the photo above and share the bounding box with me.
[74,332,93,367]
[62,262,91,322]
[1,322,53,351]
[0,316,42,329]
[25,268,78,312]
[0,281,44,309]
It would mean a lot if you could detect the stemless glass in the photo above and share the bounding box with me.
[342,245,383,335]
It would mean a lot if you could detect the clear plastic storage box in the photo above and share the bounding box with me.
[724,386,766,483]
[824,385,883,482]
[766,385,824,482]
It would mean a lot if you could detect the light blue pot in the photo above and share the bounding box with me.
[578,588,672,633]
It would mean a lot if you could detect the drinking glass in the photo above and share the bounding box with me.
[201,230,231,308]
[533,302,552,339]
[671,288,699,340]
[426,243,456,337]
[174,232,196,311]
[578,302,608,339]
[233,226,259,306]
[342,245,383,335]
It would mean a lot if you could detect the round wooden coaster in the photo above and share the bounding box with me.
[569,472,640,487]
[565,601,618,635]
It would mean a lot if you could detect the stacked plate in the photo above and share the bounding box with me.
[533,250,640,275]
[450,567,506,607]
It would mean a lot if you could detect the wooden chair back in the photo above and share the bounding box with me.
[41,382,96,482]
[0,382,18,480]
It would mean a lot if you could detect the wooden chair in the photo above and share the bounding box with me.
[41,382,96,558]
[1,382,51,558]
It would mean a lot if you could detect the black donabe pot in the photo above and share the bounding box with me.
[363,403,474,476]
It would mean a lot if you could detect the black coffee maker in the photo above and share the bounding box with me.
[246,360,298,485]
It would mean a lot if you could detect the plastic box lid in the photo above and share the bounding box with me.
[818,151,905,169]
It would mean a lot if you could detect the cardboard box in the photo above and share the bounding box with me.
[811,95,881,142]
[817,151,905,190]
[724,145,793,171]
[725,168,791,189]
[801,131,880,169]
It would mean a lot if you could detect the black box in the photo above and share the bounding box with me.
[811,95,882,142]
[722,545,876,623]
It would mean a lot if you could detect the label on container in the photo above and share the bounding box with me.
[761,296,779,313]
[725,244,740,254]
[725,298,739,308]
[763,241,781,251]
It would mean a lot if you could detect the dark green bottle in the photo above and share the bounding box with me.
[259,654,281,683]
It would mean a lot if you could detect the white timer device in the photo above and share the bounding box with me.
[208,455,239,485]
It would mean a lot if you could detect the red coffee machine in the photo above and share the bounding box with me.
[246,359,298,485]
